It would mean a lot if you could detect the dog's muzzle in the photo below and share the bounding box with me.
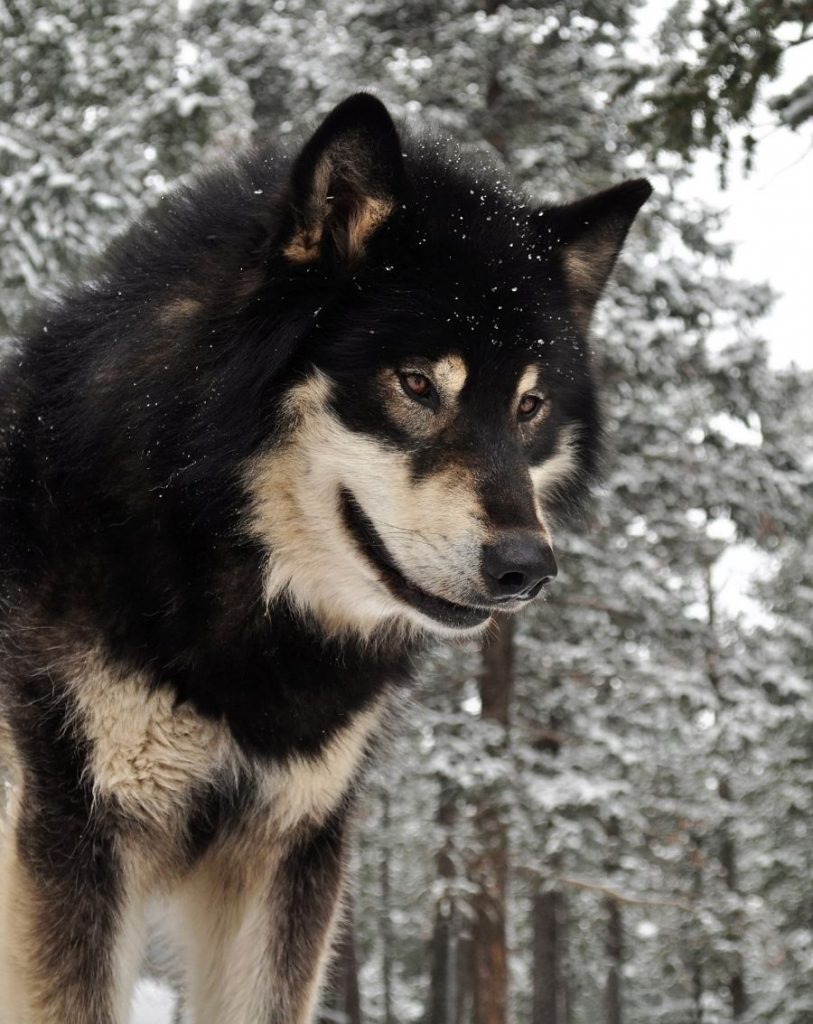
[339,488,556,630]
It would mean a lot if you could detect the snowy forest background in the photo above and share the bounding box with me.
[2,1,812,1022]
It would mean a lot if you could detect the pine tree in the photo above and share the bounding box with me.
[629,0,813,175]
[0,0,250,339]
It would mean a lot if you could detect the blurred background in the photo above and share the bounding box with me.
[1,2,811,1022]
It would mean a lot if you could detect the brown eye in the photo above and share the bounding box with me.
[400,372,434,401]
[518,393,545,420]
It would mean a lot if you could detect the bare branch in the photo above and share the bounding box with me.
[517,866,694,913]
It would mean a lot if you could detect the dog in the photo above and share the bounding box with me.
[0,93,649,1022]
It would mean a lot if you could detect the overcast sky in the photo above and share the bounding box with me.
[640,10,813,370]
[692,42,812,370]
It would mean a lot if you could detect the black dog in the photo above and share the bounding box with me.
[0,94,649,1022]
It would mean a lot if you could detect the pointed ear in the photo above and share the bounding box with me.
[282,93,406,266]
[544,179,652,330]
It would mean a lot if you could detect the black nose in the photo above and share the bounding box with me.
[482,533,558,600]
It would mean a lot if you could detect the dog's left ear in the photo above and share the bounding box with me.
[282,93,406,266]
[544,179,652,330]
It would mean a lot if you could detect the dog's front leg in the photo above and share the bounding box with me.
[0,796,142,1024]
[176,814,347,1024]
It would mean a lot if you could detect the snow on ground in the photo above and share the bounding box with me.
[131,979,177,1024]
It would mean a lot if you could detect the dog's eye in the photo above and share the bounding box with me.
[518,393,547,421]
[400,372,435,403]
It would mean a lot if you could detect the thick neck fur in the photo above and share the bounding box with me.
[0,167,417,753]
[0,414,418,758]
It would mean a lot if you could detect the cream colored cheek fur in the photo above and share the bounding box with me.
[530,424,581,504]
[245,374,490,637]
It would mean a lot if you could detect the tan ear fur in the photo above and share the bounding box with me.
[546,178,652,331]
[284,165,393,265]
[562,237,620,331]
[283,94,404,266]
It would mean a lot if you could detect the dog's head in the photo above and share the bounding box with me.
[246,94,650,639]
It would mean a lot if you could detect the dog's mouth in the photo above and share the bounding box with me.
[339,488,491,630]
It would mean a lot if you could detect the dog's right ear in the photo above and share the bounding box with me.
[282,93,406,267]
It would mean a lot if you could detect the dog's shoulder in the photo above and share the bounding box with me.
[27,643,389,852]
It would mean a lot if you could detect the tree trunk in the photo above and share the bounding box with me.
[458,933,475,1024]
[380,789,394,1024]
[428,778,460,1024]
[691,958,704,1024]
[704,565,747,1019]
[429,904,457,1024]
[560,895,573,1024]
[604,898,623,1024]
[470,613,514,1024]
[603,817,623,1024]
[471,850,508,1024]
[530,684,571,1024]
[719,780,747,1018]
[532,890,562,1024]
[689,830,705,1024]
[480,613,514,725]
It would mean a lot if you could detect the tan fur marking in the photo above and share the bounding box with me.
[284,157,331,262]
[284,196,392,264]
[110,878,149,1024]
[168,703,383,1019]
[530,425,580,500]
[0,840,33,1023]
[516,364,539,402]
[0,848,52,1023]
[0,609,385,1019]
[383,382,433,436]
[171,847,283,1024]
[66,650,233,830]
[383,354,468,439]
[263,702,384,832]
[160,296,203,324]
[431,353,468,403]
[563,241,616,328]
[563,249,597,293]
[346,196,394,259]
[283,142,393,264]
[283,222,324,264]
[171,819,344,1024]
[64,639,381,840]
